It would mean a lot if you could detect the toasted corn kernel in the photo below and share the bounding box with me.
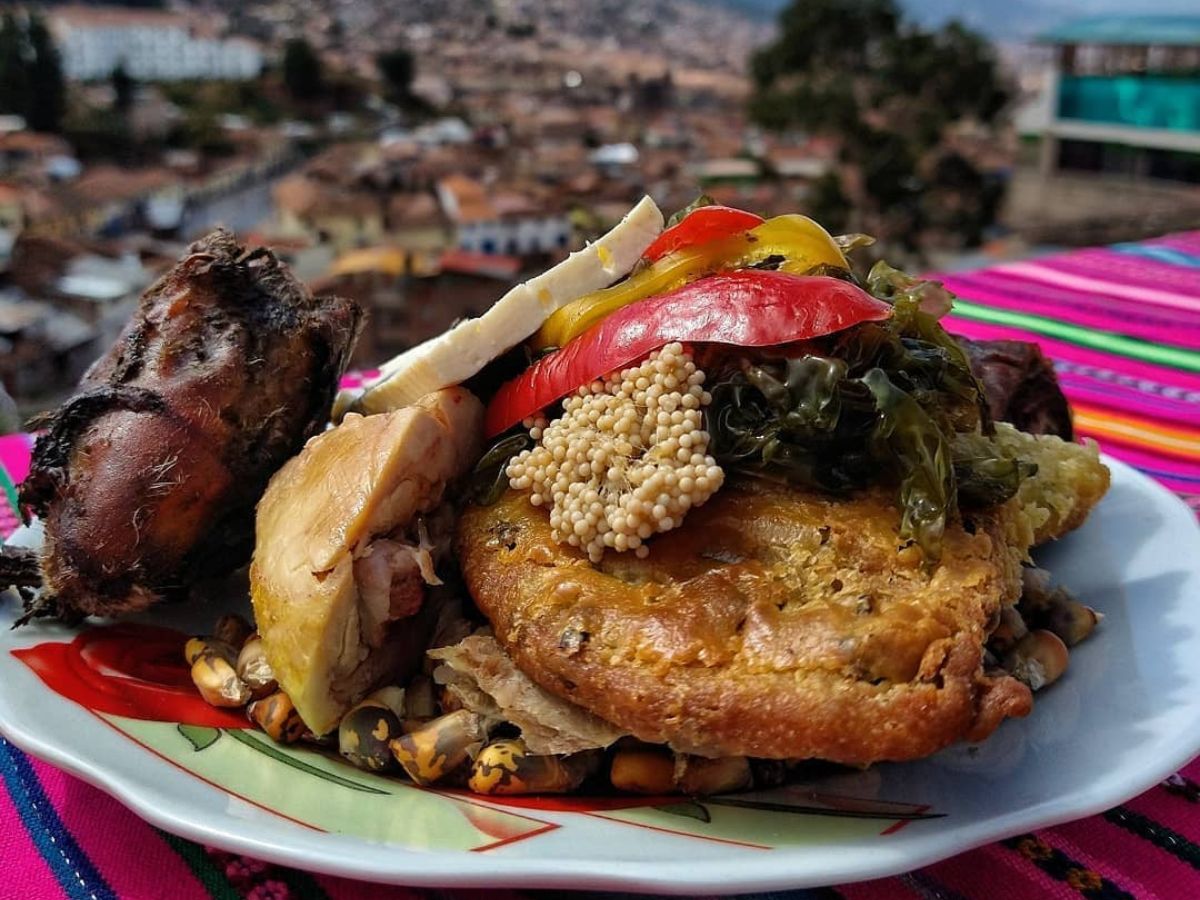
[213,613,253,648]
[339,697,403,772]
[191,653,250,707]
[1004,629,1069,691]
[468,739,589,795]
[1043,597,1102,647]
[989,606,1029,654]
[389,709,486,786]
[610,748,677,795]
[677,755,752,796]
[184,636,237,667]
[1019,566,1053,605]
[248,691,306,743]
[235,635,276,699]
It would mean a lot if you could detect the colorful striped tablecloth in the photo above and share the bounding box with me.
[2,231,1200,899]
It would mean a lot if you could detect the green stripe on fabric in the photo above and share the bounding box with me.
[953,299,1200,373]
[157,830,241,900]
[0,462,19,520]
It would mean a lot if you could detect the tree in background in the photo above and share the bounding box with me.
[282,38,323,100]
[26,14,66,133]
[0,11,67,133]
[750,0,1008,256]
[0,14,30,122]
[111,62,135,114]
[376,48,415,105]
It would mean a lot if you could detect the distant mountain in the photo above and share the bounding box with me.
[713,0,1200,41]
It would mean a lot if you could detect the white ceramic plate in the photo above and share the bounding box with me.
[2,456,1199,894]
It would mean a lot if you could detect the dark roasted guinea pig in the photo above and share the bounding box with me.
[960,337,1074,440]
[16,229,361,622]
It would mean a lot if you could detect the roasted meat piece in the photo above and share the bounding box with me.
[18,230,361,621]
[960,337,1074,440]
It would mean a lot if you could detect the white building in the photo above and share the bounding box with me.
[436,175,570,257]
[51,6,263,82]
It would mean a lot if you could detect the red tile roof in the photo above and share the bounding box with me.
[438,248,521,280]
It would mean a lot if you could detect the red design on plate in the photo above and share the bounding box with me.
[12,623,250,729]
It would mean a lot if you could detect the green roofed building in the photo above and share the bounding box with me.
[1033,16,1200,183]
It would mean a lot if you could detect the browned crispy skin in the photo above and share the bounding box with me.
[458,481,1032,764]
[961,338,1074,440]
[19,230,361,620]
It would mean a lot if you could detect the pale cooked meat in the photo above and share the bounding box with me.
[352,539,429,646]
[429,633,627,755]
[250,387,483,734]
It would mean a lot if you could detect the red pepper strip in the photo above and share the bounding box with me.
[485,271,891,436]
[642,205,765,262]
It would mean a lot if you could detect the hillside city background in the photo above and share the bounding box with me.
[1,0,1198,426]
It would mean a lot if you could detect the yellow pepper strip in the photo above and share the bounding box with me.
[531,215,848,351]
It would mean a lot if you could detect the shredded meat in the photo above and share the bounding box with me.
[353,539,429,647]
[430,634,627,755]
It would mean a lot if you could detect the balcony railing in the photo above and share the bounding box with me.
[1058,75,1200,132]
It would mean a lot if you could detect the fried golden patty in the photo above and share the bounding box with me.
[458,479,1036,764]
[984,423,1111,546]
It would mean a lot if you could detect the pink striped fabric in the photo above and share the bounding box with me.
[30,756,206,900]
[0,767,65,899]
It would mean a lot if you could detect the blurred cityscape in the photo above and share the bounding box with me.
[1,0,1198,421]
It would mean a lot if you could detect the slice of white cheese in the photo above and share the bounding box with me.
[347,195,664,416]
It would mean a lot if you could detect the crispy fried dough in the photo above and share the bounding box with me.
[957,423,1111,546]
[458,481,1034,764]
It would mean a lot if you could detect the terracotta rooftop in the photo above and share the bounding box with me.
[272,175,320,217]
[437,174,496,224]
[0,131,72,157]
[388,192,443,228]
[273,174,381,220]
[491,191,542,218]
[50,5,188,29]
[439,248,521,280]
[71,166,176,205]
